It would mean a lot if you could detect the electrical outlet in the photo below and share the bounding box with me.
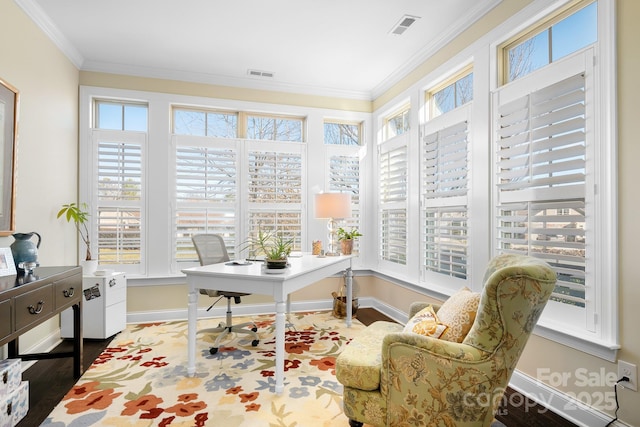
[618,360,637,391]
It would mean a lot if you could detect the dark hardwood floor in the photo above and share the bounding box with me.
[17,336,113,427]
[17,308,576,426]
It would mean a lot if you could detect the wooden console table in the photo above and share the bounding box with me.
[0,266,83,378]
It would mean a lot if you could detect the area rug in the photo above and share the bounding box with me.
[41,311,367,427]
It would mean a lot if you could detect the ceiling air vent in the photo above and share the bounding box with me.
[248,69,274,78]
[389,14,420,35]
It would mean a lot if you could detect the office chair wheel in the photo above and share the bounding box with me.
[251,339,259,347]
[209,347,219,355]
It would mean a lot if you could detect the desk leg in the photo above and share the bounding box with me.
[275,299,286,394]
[345,267,353,327]
[187,285,198,376]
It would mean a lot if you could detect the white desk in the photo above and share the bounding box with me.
[182,254,353,393]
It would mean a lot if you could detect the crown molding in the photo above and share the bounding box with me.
[14,0,84,68]
[80,59,374,101]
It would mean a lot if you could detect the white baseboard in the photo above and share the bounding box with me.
[506,365,627,427]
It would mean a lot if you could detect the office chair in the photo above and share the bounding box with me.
[192,234,259,355]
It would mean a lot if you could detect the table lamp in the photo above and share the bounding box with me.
[315,192,352,256]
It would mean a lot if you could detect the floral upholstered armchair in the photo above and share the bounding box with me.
[336,254,557,427]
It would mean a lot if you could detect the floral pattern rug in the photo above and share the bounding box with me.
[42,311,367,427]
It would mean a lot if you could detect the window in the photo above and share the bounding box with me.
[171,108,307,264]
[174,138,238,261]
[324,120,361,146]
[92,101,147,274]
[246,144,304,250]
[96,100,147,131]
[378,136,408,265]
[384,105,410,140]
[173,107,238,138]
[428,69,474,118]
[502,1,597,83]
[324,120,363,252]
[421,106,471,284]
[246,114,304,142]
[492,36,612,346]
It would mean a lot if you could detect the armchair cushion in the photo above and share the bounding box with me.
[437,286,481,342]
[402,305,448,338]
[336,321,403,391]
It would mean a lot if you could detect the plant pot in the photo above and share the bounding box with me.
[340,239,353,255]
[265,258,288,270]
[80,259,99,275]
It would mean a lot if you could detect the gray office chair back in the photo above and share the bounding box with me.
[192,234,230,266]
[191,233,259,354]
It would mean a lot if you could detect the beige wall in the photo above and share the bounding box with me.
[612,0,640,424]
[0,0,80,349]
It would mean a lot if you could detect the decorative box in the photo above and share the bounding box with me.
[0,380,28,427]
[0,360,20,399]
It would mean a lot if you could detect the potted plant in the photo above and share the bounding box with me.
[57,202,97,273]
[337,227,362,255]
[244,228,293,269]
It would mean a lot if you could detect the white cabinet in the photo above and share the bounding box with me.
[61,272,126,339]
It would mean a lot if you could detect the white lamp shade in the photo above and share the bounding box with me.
[315,193,352,219]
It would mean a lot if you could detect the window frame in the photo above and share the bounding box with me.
[323,119,363,146]
[420,104,472,292]
[244,112,306,142]
[492,0,618,360]
[498,0,598,85]
[426,65,474,119]
[383,104,411,141]
[172,106,239,138]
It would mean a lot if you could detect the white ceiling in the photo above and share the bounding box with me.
[18,0,501,100]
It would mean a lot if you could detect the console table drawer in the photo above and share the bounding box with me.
[14,285,54,331]
[54,276,82,310]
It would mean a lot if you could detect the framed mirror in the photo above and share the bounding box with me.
[0,78,18,236]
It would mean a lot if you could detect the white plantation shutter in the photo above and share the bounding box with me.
[248,211,302,250]
[421,107,470,282]
[174,137,238,263]
[379,136,408,265]
[94,130,145,273]
[494,61,590,319]
[497,200,586,306]
[176,146,236,203]
[246,142,304,250]
[328,150,361,252]
[97,207,142,264]
[422,121,469,199]
[248,150,302,204]
[97,141,142,201]
[380,209,407,264]
[496,73,586,200]
[423,207,467,279]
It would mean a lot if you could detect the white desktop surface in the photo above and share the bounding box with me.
[182,254,353,393]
